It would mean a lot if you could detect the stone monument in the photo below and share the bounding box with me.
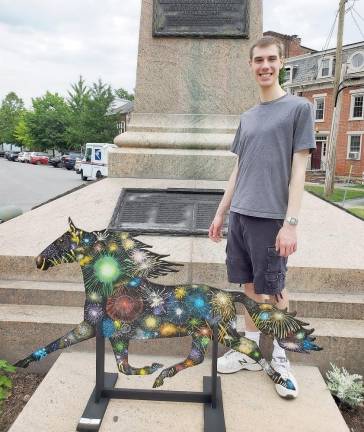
[110,0,262,180]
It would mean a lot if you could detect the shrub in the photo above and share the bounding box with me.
[0,359,16,413]
[326,363,364,409]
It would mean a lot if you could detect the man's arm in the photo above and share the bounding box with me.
[208,159,239,242]
[275,149,309,257]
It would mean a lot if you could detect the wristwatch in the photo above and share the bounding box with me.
[285,216,298,226]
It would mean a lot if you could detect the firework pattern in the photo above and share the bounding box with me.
[15,218,322,389]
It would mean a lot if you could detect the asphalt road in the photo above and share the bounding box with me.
[0,158,85,212]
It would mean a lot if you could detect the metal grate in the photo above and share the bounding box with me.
[108,188,229,236]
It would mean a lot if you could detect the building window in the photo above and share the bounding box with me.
[347,135,362,160]
[348,51,364,73]
[350,94,364,119]
[283,66,292,84]
[316,136,328,157]
[314,97,325,121]
[318,57,333,78]
[117,121,126,133]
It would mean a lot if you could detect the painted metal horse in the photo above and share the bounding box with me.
[15,218,321,389]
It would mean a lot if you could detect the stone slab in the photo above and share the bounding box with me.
[108,148,236,180]
[9,352,349,432]
[130,1,262,116]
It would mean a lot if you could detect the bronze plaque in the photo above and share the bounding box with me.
[153,0,249,38]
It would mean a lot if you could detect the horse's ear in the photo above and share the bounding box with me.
[68,217,77,231]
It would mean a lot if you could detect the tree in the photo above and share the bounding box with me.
[83,79,119,143]
[0,92,24,143]
[115,87,134,101]
[65,76,91,149]
[27,92,70,152]
[14,112,34,149]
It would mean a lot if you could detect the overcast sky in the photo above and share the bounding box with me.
[0,0,363,107]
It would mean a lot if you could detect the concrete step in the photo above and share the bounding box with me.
[0,279,84,307]
[1,279,363,319]
[1,255,364,295]
[289,291,364,320]
[8,351,349,432]
[1,304,363,377]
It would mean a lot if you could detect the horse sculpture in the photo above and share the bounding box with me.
[15,218,321,390]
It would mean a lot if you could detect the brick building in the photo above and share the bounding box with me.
[283,41,364,178]
[263,31,316,57]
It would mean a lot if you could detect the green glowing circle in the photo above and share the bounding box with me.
[94,256,122,283]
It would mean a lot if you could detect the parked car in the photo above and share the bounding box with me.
[30,152,49,165]
[62,152,82,170]
[18,151,29,162]
[0,149,5,157]
[6,151,21,161]
[49,155,62,168]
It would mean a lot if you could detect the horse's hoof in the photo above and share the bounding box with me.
[152,377,164,388]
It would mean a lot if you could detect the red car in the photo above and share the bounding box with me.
[30,152,49,165]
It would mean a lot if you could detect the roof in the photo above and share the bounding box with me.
[107,98,134,115]
[284,40,364,85]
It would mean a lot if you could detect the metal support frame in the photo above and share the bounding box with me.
[76,326,225,432]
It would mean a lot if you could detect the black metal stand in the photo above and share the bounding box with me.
[76,326,225,432]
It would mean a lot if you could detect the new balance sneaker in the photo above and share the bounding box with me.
[271,357,299,399]
[217,350,263,374]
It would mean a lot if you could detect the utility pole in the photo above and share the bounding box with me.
[324,0,347,197]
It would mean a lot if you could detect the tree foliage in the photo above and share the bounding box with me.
[27,92,70,152]
[1,77,127,152]
[0,92,24,143]
[115,87,134,101]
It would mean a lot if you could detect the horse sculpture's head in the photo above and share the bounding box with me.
[36,218,181,284]
[36,217,104,270]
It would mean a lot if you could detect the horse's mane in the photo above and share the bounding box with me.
[104,230,183,278]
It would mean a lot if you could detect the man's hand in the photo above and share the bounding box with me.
[275,224,297,257]
[208,214,224,242]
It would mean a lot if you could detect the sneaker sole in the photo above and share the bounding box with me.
[218,362,263,374]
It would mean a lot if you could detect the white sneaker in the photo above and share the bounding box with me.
[217,350,263,374]
[271,357,299,399]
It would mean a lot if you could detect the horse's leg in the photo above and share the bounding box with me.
[109,336,163,376]
[221,331,297,392]
[152,335,208,388]
[14,321,95,368]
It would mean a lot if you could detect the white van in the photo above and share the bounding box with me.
[80,143,117,181]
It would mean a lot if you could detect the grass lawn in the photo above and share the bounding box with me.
[304,185,364,202]
[348,208,364,219]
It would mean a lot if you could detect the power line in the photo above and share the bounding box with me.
[350,9,364,39]
[352,6,364,22]
[321,9,339,52]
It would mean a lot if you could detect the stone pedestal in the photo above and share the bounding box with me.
[111,0,262,179]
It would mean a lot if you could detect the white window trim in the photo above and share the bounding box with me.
[312,93,327,98]
[346,133,362,160]
[349,88,364,95]
[314,96,325,123]
[318,56,334,78]
[284,65,293,84]
[349,93,364,120]
[347,51,364,74]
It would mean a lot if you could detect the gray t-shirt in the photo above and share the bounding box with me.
[230,93,316,219]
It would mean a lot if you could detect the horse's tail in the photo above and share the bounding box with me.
[230,291,322,353]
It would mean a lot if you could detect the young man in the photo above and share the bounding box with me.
[208,36,316,399]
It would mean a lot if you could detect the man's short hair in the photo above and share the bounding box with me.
[249,36,284,60]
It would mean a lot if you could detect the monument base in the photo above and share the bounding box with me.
[109,148,236,180]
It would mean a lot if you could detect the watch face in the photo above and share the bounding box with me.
[288,217,298,225]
